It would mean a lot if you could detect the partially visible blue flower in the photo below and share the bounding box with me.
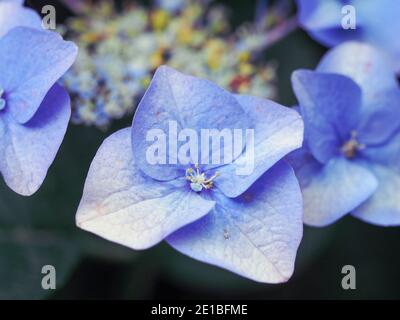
[296,0,400,71]
[0,19,77,195]
[76,66,304,282]
[288,42,400,226]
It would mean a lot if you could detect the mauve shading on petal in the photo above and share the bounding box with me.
[317,42,398,99]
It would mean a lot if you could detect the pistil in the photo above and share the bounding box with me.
[341,131,365,159]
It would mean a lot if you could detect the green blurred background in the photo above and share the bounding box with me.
[1,0,400,300]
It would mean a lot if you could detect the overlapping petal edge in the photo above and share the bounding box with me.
[296,0,400,71]
[288,41,400,227]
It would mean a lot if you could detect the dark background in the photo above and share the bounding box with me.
[1,0,399,299]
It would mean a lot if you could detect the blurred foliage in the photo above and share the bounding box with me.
[1,0,399,300]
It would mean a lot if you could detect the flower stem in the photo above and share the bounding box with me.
[59,0,86,14]
[263,16,299,49]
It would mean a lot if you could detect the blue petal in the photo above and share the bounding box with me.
[0,1,41,38]
[362,130,400,171]
[352,163,400,226]
[297,0,400,71]
[297,0,347,31]
[291,70,362,163]
[296,0,363,47]
[76,128,215,250]
[215,95,304,198]
[288,149,378,226]
[357,88,400,145]
[317,42,398,99]
[352,131,400,225]
[0,84,70,196]
[353,0,400,71]
[167,161,303,283]
[316,42,400,146]
[131,66,250,181]
[0,27,78,123]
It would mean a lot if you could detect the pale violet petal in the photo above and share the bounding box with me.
[0,27,78,123]
[289,152,378,226]
[352,164,400,226]
[317,42,398,99]
[131,65,250,181]
[215,95,304,198]
[167,161,303,283]
[292,70,362,163]
[0,1,42,38]
[76,128,215,250]
[0,84,70,196]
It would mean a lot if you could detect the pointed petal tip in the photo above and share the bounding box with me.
[291,70,316,92]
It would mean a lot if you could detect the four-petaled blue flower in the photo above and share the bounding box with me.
[288,41,400,226]
[0,1,78,195]
[76,66,304,283]
[296,0,400,71]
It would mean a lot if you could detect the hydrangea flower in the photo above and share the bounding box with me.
[296,0,400,71]
[288,42,400,226]
[61,0,281,128]
[0,6,78,195]
[76,66,304,282]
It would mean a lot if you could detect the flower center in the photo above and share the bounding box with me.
[0,88,6,111]
[341,131,365,159]
[185,164,220,193]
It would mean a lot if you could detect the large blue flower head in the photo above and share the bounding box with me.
[0,2,78,195]
[288,41,400,227]
[296,0,400,71]
[76,66,304,283]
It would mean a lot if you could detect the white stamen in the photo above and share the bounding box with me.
[185,164,219,192]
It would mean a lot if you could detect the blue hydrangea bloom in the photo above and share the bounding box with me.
[76,66,304,283]
[288,41,400,227]
[296,0,400,71]
[0,4,78,195]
